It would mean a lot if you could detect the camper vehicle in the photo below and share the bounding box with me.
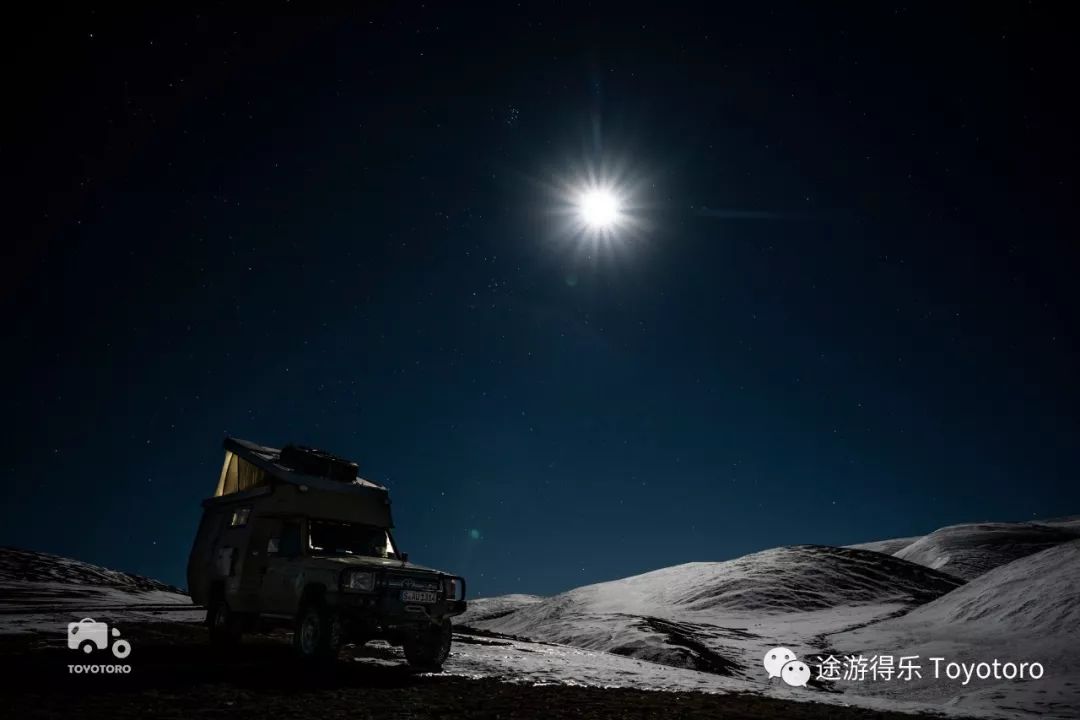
[187,437,466,668]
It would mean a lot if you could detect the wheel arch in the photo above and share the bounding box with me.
[299,582,329,607]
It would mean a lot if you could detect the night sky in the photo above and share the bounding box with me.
[4,4,1078,598]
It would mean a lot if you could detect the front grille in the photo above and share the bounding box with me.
[381,573,440,593]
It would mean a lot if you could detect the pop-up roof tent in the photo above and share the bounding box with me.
[210,437,393,527]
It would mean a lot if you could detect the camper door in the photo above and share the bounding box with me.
[261,519,305,616]
[234,515,279,613]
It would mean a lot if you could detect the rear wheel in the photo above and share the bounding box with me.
[207,598,242,647]
[293,601,342,662]
[403,619,451,670]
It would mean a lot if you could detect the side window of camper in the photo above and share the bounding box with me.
[230,507,251,527]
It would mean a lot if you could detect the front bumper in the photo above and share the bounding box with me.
[337,592,466,618]
[333,572,467,633]
[334,594,465,640]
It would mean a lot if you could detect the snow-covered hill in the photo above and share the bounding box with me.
[1034,514,1080,529]
[0,547,182,593]
[0,546,199,634]
[831,540,1080,718]
[487,545,961,618]
[458,594,543,625]
[891,522,1080,580]
[464,519,1080,718]
[845,535,923,555]
[843,517,1080,580]
[463,545,962,679]
[882,538,1080,635]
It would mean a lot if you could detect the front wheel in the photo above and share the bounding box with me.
[403,619,451,670]
[293,601,342,663]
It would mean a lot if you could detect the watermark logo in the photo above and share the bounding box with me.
[766,647,1046,689]
[763,646,810,687]
[812,654,1044,686]
[66,618,132,674]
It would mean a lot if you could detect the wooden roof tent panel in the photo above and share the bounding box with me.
[209,437,393,527]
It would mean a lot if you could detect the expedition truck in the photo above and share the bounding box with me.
[187,437,467,668]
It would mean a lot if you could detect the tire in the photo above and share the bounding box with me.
[207,598,242,647]
[79,640,95,654]
[293,601,342,663]
[403,619,452,670]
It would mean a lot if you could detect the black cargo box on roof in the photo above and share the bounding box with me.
[278,444,358,483]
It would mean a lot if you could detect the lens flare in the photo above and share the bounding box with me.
[578,188,620,229]
[538,152,651,255]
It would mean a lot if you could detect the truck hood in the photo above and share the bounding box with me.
[307,555,442,574]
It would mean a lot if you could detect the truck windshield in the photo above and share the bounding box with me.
[307,520,397,559]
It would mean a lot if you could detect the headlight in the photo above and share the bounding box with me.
[443,577,458,599]
[342,570,374,592]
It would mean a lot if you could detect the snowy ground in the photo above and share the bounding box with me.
[348,633,992,719]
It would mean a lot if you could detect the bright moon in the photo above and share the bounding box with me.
[579,189,620,229]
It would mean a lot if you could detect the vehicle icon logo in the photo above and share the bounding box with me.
[67,618,131,659]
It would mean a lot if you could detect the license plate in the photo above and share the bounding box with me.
[401,590,437,603]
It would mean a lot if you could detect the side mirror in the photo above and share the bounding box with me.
[400,552,409,563]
